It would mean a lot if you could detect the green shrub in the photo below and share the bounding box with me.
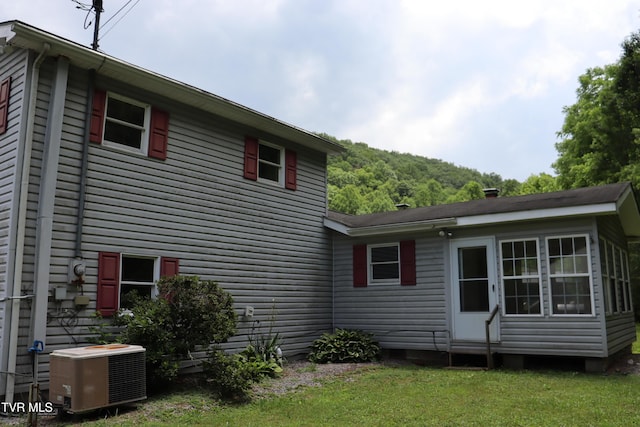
[308,328,381,363]
[91,275,237,388]
[113,296,179,386]
[202,348,254,401]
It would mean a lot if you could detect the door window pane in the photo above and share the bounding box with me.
[458,247,489,312]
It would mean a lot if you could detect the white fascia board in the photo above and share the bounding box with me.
[456,203,617,227]
[323,217,351,235]
[324,217,457,237]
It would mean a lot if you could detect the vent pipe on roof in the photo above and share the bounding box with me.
[483,188,500,198]
[395,203,410,210]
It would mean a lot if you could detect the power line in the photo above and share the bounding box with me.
[99,0,142,42]
[100,0,134,29]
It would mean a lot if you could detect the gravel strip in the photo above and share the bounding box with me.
[250,360,380,399]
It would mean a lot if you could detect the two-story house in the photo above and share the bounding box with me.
[0,20,638,402]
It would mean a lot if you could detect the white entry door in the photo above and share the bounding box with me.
[451,237,499,341]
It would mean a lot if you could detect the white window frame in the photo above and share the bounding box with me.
[368,243,400,285]
[600,238,616,315]
[119,254,160,309]
[103,92,151,156]
[620,247,633,313]
[546,234,595,316]
[499,238,543,317]
[257,140,284,186]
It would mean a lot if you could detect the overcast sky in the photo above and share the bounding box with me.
[3,1,639,181]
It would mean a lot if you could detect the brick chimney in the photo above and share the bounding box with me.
[483,188,499,198]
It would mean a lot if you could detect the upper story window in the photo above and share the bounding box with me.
[258,141,284,183]
[244,136,297,190]
[547,235,593,315]
[500,239,542,316]
[90,89,170,160]
[103,94,150,154]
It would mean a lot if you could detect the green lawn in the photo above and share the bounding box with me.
[63,363,640,427]
[40,325,640,426]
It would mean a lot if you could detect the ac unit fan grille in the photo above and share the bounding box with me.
[108,351,146,404]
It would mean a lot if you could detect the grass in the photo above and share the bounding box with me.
[48,362,640,426]
[35,326,640,426]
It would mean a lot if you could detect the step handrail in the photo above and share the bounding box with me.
[485,304,499,369]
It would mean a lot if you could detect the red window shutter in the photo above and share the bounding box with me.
[160,257,179,277]
[244,136,259,180]
[148,107,170,160]
[285,149,297,190]
[97,252,120,316]
[89,89,107,144]
[400,240,417,286]
[0,77,11,135]
[353,244,368,287]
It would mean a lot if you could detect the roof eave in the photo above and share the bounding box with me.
[456,203,619,228]
[615,185,640,239]
[3,20,343,155]
[324,217,457,237]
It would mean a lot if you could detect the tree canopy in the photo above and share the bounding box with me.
[322,134,558,214]
[554,30,640,190]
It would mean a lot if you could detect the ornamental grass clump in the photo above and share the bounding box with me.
[308,328,380,363]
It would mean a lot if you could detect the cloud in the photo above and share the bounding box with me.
[3,0,639,181]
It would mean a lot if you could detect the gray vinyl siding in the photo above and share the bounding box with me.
[46,66,331,360]
[332,218,614,358]
[333,233,450,351]
[0,48,29,387]
[597,216,637,356]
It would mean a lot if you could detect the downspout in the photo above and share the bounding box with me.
[5,43,50,403]
[29,55,70,368]
[75,69,95,258]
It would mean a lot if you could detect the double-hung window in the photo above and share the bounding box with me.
[352,241,416,287]
[97,252,179,316]
[369,243,400,284]
[90,89,170,160]
[547,235,593,315]
[103,94,150,154]
[258,141,283,183]
[119,255,159,309]
[243,136,297,190]
[600,238,632,314]
[501,239,542,315]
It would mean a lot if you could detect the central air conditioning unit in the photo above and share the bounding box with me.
[49,344,146,414]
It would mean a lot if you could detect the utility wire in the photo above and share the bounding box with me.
[99,0,142,41]
[100,0,133,29]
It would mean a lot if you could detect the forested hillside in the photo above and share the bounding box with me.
[321,133,556,214]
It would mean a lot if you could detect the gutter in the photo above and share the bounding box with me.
[5,42,49,403]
